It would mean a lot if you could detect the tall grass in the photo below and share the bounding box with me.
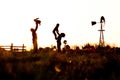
[0,46,120,80]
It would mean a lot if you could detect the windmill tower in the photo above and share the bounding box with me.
[91,16,105,47]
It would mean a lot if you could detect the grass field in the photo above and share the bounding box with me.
[0,46,120,80]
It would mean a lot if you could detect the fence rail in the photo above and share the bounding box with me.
[0,43,26,53]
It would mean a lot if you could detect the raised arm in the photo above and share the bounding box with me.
[34,23,38,31]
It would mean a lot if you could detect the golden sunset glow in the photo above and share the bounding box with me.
[0,0,120,50]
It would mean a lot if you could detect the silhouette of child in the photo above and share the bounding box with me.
[31,18,41,53]
[34,18,41,26]
[57,33,65,52]
[53,23,60,40]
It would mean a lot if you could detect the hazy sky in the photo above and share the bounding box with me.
[0,0,120,50]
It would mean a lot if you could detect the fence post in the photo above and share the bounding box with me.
[22,44,25,52]
[11,43,13,52]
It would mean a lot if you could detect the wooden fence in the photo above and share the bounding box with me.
[0,43,26,53]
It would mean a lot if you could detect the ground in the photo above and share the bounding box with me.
[0,46,120,80]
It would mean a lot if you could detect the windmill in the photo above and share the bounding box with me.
[91,16,105,47]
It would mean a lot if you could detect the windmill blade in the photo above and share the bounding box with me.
[100,16,105,23]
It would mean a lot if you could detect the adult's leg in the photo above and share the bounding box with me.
[33,41,38,53]
[57,42,61,52]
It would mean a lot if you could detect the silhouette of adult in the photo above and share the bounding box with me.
[53,23,60,40]
[53,23,65,52]
[30,18,41,53]
[57,33,65,52]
